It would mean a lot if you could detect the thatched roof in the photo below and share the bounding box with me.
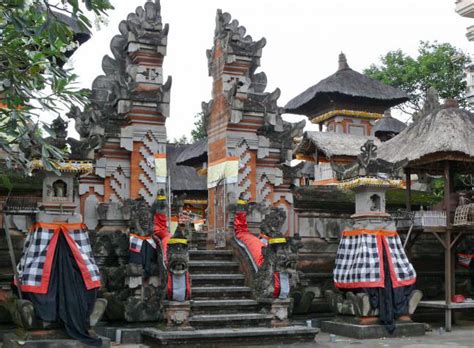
[167,144,207,192]
[285,53,409,115]
[296,131,381,158]
[378,106,474,174]
[175,138,207,167]
[373,111,407,135]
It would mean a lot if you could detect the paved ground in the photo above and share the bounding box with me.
[117,325,474,348]
[116,321,474,348]
[244,321,474,348]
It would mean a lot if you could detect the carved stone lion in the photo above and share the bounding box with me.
[166,226,189,277]
[253,208,299,300]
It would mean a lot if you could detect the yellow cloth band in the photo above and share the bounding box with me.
[269,238,287,244]
[168,238,188,245]
[237,199,248,205]
[156,195,167,201]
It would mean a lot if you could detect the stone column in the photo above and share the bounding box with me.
[205,10,304,244]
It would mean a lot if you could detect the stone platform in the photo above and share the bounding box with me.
[141,326,318,347]
[321,320,425,339]
[3,333,111,348]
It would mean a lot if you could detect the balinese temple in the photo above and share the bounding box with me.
[285,53,408,135]
[288,53,408,186]
[67,0,172,230]
[285,53,434,316]
[203,10,305,240]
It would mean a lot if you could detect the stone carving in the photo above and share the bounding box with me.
[66,105,105,159]
[46,116,68,149]
[8,298,107,331]
[253,208,299,301]
[201,100,213,134]
[126,0,167,45]
[93,198,166,322]
[324,289,423,319]
[128,198,154,237]
[66,0,170,160]
[166,227,189,279]
[160,225,191,327]
[413,87,441,123]
[331,140,406,180]
[213,10,266,57]
[258,118,305,164]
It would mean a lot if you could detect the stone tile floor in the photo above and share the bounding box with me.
[250,321,474,348]
[115,321,474,348]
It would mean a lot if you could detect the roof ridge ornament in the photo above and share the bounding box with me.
[338,52,350,71]
[413,86,441,123]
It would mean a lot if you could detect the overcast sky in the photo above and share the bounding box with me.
[66,0,472,140]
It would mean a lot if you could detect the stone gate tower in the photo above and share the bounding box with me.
[68,0,171,229]
[205,10,305,240]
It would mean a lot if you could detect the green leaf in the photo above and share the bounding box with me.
[0,174,13,192]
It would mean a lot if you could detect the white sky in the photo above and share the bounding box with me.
[64,0,472,140]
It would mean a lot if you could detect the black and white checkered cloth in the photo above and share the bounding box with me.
[18,226,55,288]
[68,227,101,285]
[386,234,416,283]
[334,230,416,288]
[129,234,157,253]
[17,224,101,293]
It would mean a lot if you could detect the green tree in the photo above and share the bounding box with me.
[0,0,113,173]
[190,112,207,142]
[364,41,471,116]
[172,135,190,145]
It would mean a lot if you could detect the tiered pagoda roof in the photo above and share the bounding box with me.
[285,53,409,120]
[373,110,407,137]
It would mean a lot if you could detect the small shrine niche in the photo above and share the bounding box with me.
[354,188,387,217]
[52,179,67,198]
[41,171,77,213]
[370,194,381,212]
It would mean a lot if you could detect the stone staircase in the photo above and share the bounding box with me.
[141,248,318,346]
[188,250,273,329]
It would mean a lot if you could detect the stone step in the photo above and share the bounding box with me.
[190,273,245,286]
[188,313,273,329]
[191,299,259,314]
[142,326,319,347]
[191,286,252,300]
[189,250,233,261]
[189,260,240,274]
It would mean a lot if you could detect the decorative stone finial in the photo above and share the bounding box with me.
[443,98,459,109]
[338,52,350,71]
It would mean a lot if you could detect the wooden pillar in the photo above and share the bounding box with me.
[444,160,452,331]
[405,168,412,212]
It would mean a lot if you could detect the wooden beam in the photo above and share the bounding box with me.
[429,231,446,249]
[444,161,453,331]
[405,168,411,212]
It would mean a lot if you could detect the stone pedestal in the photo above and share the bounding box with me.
[268,299,290,327]
[321,318,425,339]
[163,301,191,330]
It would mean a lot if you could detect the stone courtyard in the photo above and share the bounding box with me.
[1,0,474,347]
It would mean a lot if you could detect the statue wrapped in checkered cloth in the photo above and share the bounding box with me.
[13,216,106,346]
[326,140,423,333]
